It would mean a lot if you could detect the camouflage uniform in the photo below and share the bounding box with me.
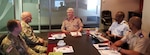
[1,33,46,55]
[21,21,47,53]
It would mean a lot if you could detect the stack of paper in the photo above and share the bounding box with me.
[53,46,74,53]
[48,33,66,39]
[70,32,82,36]
[93,43,121,55]
[98,50,121,55]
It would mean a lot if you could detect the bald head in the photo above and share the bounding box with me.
[129,16,142,30]
[115,11,125,18]
[115,11,125,24]
[21,12,31,20]
[21,12,32,23]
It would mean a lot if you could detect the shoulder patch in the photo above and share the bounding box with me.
[139,33,144,38]
[6,45,13,53]
[123,22,126,23]
[123,21,128,24]
[129,31,131,32]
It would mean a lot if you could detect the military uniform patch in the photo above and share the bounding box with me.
[139,33,144,38]
[6,45,13,53]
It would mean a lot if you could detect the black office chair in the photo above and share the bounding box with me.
[0,34,7,55]
[149,32,150,38]
[101,10,112,32]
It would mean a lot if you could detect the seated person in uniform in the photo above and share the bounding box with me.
[105,11,129,43]
[20,12,47,53]
[110,16,150,55]
[1,19,46,55]
[61,8,83,33]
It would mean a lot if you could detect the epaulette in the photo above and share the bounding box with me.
[123,21,128,25]
[139,33,144,38]
[128,31,131,32]
[123,22,126,23]
[6,45,13,53]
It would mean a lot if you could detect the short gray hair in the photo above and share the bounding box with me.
[129,16,142,30]
[66,8,74,12]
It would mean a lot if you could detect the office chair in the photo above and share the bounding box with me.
[80,18,83,23]
[0,34,7,45]
[101,10,112,32]
[148,32,150,38]
[0,34,7,55]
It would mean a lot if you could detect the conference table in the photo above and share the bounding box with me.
[47,32,102,55]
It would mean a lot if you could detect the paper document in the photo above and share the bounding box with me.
[53,46,74,53]
[70,32,82,36]
[49,33,66,39]
[98,50,121,55]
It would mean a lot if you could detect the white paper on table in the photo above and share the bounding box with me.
[53,46,74,53]
[93,43,109,50]
[70,32,82,36]
[98,50,121,55]
[48,37,56,40]
[48,33,66,39]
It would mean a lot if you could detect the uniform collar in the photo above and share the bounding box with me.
[135,30,142,35]
[8,33,20,39]
[21,20,30,27]
[120,20,126,24]
[65,16,77,21]
[21,20,27,24]
[134,30,143,38]
[7,33,18,43]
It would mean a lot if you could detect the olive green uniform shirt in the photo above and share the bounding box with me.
[21,21,40,43]
[1,33,38,55]
[20,21,47,53]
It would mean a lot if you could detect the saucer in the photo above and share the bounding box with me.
[57,42,66,46]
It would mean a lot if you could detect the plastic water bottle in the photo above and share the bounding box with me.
[86,28,90,36]
[95,27,98,32]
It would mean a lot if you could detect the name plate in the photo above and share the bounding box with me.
[48,52,63,55]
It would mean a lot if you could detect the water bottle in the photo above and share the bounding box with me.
[95,27,99,32]
[86,28,90,36]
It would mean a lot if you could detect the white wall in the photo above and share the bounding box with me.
[101,0,140,21]
[142,0,150,33]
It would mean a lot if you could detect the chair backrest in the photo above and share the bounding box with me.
[149,32,150,38]
[102,10,111,17]
[101,10,112,26]
[0,34,7,55]
[80,18,83,23]
[0,34,7,44]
